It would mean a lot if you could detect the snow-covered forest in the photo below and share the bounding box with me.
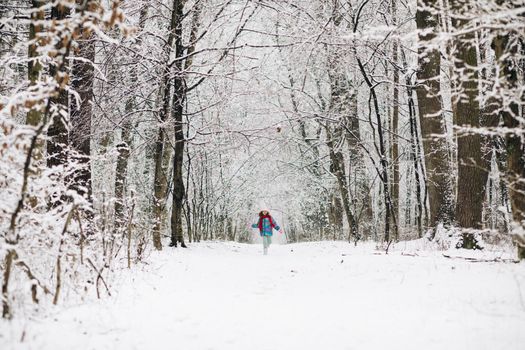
[1,0,525,349]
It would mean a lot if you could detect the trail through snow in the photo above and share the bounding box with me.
[3,241,525,350]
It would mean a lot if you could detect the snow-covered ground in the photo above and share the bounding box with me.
[2,240,525,350]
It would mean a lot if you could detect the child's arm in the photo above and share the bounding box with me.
[251,223,258,228]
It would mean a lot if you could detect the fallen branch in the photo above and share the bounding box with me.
[442,254,519,263]
[400,252,419,257]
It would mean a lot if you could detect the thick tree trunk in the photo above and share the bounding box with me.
[415,0,454,231]
[26,0,44,128]
[152,0,181,250]
[169,0,203,247]
[25,0,45,210]
[170,89,186,247]
[169,0,187,248]
[452,1,488,249]
[491,33,525,258]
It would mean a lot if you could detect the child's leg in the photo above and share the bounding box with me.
[263,236,269,254]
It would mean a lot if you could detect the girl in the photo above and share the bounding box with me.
[252,210,281,255]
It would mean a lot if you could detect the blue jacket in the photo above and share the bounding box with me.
[252,217,280,236]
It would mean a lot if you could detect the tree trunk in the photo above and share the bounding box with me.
[356,57,395,242]
[452,0,488,249]
[326,2,361,242]
[26,0,44,128]
[346,90,372,239]
[152,0,181,250]
[407,75,424,238]
[491,32,525,258]
[415,0,454,231]
[328,193,344,238]
[184,149,193,242]
[169,0,187,248]
[152,125,167,249]
[115,5,148,225]
[25,0,45,209]
[326,126,359,241]
[114,140,130,226]
[47,5,70,172]
[1,250,15,319]
[70,0,95,201]
[390,0,400,240]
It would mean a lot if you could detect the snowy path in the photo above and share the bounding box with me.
[4,241,525,350]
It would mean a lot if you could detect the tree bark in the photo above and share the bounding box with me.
[390,0,400,240]
[114,141,130,225]
[353,0,396,242]
[26,0,44,127]
[491,32,525,258]
[169,0,187,248]
[152,0,181,250]
[452,0,488,249]
[1,250,15,319]
[115,5,148,226]
[70,0,95,201]
[346,90,372,239]
[407,74,424,238]
[327,1,360,242]
[415,0,454,231]
[47,4,70,172]
[356,57,395,242]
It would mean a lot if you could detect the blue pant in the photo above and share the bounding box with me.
[262,236,271,254]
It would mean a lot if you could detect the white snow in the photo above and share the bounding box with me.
[2,241,525,350]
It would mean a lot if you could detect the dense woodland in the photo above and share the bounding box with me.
[1,0,524,319]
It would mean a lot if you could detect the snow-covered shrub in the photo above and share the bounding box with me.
[0,0,132,319]
[0,115,112,319]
